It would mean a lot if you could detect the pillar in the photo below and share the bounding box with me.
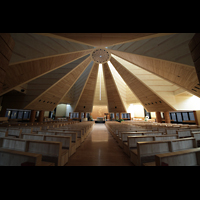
[30,110,36,123]
[38,110,44,122]
[156,112,162,123]
[193,111,199,125]
[0,33,15,93]
[164,111,170,123]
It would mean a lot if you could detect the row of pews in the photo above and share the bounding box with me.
[0,120,94,166]
[105,121,200,166]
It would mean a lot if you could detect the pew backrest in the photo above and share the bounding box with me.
[26,140,62,166]
[7,129,22,137]
[0,137,26,151]
[0,147,43,166]
[155,148,200,166]
[128,136,155,148]
[176,130,192,138]
[38,131,55,135]
[171,137,196,151]
[154,134,178,141]
[191,132,200,142]
[21,127,33,133]
[0,131,8,137]
[22,133,44,141]
[54,131,77,143]
[44,135,71,149]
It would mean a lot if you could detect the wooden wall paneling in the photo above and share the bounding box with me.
[74,63,98,112]
[1,49,92,96]
[110,56,175,112]
[0,33,15,93]
[189,33,200,83]
[110,50,200,98]
[24,56,92,111]
[103,63,126,113]
[37,33,173,48]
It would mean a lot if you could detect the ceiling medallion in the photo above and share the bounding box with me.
[91,48,111,64]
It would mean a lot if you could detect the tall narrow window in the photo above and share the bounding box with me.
[99,64,102,100]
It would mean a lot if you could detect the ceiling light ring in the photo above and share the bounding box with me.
[91,48,111,64]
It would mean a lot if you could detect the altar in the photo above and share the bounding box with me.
[95,117,105,123]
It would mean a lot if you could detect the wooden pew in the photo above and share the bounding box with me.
[0,131,8,137]
[0,148,55,166]
[119,131,164,149]
[48,129,80,148]
[0,137,66,166]
[191,132,200,147]
[37,131,77,154]
[176,130,192,138]
[155,148,200,166]
[130,137,196,166]
[7,129,22,138]
[124,134,178,156]
[21,133,73,158]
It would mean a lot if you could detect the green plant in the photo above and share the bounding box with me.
[120,119,124,123]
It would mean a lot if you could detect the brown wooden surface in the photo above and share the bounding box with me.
[74,63,99,112]
[103,63,126,112]
[110,56,175,112]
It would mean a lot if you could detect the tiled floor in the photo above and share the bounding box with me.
[65,123,134,166]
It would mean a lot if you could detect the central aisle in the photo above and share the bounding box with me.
[65,123,134,166]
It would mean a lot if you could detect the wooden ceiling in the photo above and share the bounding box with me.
[0,33,198,113]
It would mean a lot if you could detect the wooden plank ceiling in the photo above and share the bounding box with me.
[1,33,198,113]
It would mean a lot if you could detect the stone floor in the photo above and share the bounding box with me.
[65,123,134,166]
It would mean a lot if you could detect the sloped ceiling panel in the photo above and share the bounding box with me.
[110,50,200,98]
[108,33,195,66]
[38,33,172,47]
[2,55,90,109]
[74,63,98,112]
[1,49,92,96]
[10,33,94,64]
[110,56,175,112]
[103,63,126,112]
[24,56,92,110]
[61,60,94,109]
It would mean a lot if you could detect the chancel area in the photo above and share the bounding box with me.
[1,33,200,166]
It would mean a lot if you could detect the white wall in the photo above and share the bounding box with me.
[66,104,73,117]
[56,104,67,117]
[44,111,49,117]
[127,103,144,118]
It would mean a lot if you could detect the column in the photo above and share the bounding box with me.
[193,111,199,125]
[38,110,44,122]
[156,112,162,123]
[164,111,170,123]
[30,110,36,123]
[0,33,15,93]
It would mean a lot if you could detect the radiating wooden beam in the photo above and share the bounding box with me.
[0,49,92,96]
[110,56,175,112]
[74,63,99,112]
[24,56,92,111]
[37,33,173,48]
[110,50,200,98]
[103,63,126,112]
[0,33,15,93]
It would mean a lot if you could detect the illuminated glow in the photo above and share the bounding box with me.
[99,64,102,100]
